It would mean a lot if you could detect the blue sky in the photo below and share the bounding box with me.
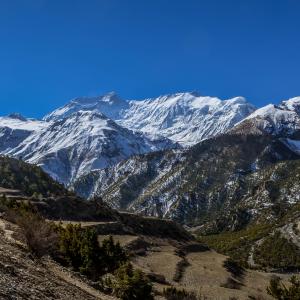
[1,0,300,118]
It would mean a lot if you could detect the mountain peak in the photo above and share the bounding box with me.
[232,101,300,136]
[280,96,300,113]
[7,113,27,121]
[44,92,128,121]
[70,91,122,105]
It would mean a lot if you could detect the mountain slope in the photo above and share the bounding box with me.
[232,97,300,137]
[70,97,300,228]
[73,133,300,227]
[0,155,66,197]
[0,114,47,153]
[8,111,174,185]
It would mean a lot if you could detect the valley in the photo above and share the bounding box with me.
[0,202,293,300]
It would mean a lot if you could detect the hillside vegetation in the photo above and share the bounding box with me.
[0,155,66,197]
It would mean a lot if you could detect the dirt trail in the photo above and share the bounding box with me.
[51,220,118,227]
[0,218,24,246]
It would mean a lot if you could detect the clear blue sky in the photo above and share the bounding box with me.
[1,0,300,118]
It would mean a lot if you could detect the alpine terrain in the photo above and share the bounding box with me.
[1,93,300,299]
[0,91,255,184]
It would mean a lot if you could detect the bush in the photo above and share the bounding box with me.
[220,277,243,290]
[111,262,153,300]
[101,235,128,272]
[173,257,190,282]
[0,196,58,258]
[163,287,199,300]
[267,276,300,299]
[6,210,58,258]
[223,258,245,279]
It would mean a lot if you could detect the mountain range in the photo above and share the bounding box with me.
[0,91,256,184]
[1,91,300,228]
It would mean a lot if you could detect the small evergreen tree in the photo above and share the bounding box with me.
[111,262,153,300]
[102,235,127,272]
[58,224,84,270]
[79,228,103,278]
[57,226,127,280]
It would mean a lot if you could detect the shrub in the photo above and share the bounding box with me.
[267,276,300,299]
[173,257,190,282]
[220,277,243,290]
[223,258,245,279]
[111,262,153,300]
[163,287,199,300]
[0,196,58,258]
[8,210,58,258]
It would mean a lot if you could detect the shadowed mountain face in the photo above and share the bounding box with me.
[73,132,300,227]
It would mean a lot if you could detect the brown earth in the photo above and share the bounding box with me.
[0,218,117,300]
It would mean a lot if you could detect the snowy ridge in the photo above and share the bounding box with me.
[8,110,173,185]
[2,92,300,186]
[45,91,256,146]
[0,114,48,154]
[0,114,47,131]
[233,98,300,136]
[118,93,256,145]
[44,92,128,121]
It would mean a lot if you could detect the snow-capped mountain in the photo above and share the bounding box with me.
[0,114,47,153]
[8,110,173,185]
[71,95,300,225]
[118,92,256,146]
[3,91,300,189]
[44,92,128,121]
[232,97,300,137]
[45,91,256,146]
